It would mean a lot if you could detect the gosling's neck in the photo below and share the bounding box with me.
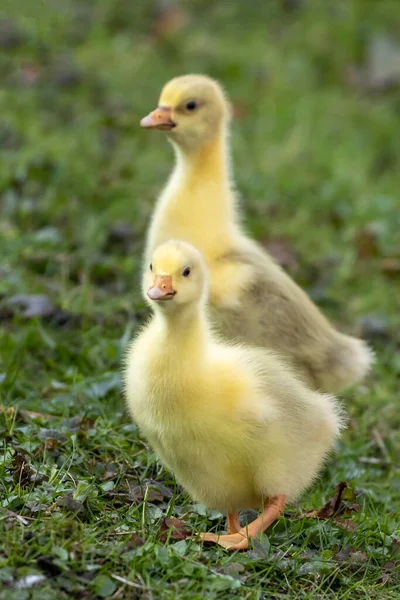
[149,124,242,258]
[173,125,236,215]
[154,300,209,357]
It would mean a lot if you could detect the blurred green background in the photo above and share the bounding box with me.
[0,1,399,598]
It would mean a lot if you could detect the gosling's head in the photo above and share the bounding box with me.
[140,74,231,150]
[143,240,208,311]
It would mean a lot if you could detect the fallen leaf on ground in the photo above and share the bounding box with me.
[57,494,85,514]
[333,518,358,532]
[130,480,173,503]
[348,551,368,563]
[302,482,358,530]
[334,548,350,561]
[158,517,191,543]
[334,548,367,561]
[125,534,146,550]
[12,452,34,486]
[305,482,349,519]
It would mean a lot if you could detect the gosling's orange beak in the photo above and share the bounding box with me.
[140,106,176,130]
[147,275,176,301]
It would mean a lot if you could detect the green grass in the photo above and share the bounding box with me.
[1,0,399,598]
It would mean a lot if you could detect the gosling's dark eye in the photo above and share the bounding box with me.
[149,263,152,271]
[185,100,197,111]
[182,267,191,277]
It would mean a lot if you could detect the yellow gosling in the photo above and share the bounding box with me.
[140,74,373,393]
[124,240,345,551]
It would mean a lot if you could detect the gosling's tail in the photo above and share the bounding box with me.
[317,334,374,393]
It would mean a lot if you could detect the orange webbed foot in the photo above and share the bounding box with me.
[198,531,249,551]
[198,495,286,552]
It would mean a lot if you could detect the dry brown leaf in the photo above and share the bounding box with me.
[302,482,358,527]
[332,518,358,532]
[130,480,173,503]
[125,534,146,550]
[12,452,34,486]
[158,517,191,543]
[57,494,85,514]
[349,551,367,563]
[315,481,348,519]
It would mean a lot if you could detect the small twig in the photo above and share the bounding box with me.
[359,457,389,465]
[141,484,149,535]
[111,574,147,590]
[21,409,56,420]
[6,511,30,525]
[0,405,56,421]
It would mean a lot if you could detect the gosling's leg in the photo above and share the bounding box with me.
[199,495,286,551]
[226,512,240,534]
